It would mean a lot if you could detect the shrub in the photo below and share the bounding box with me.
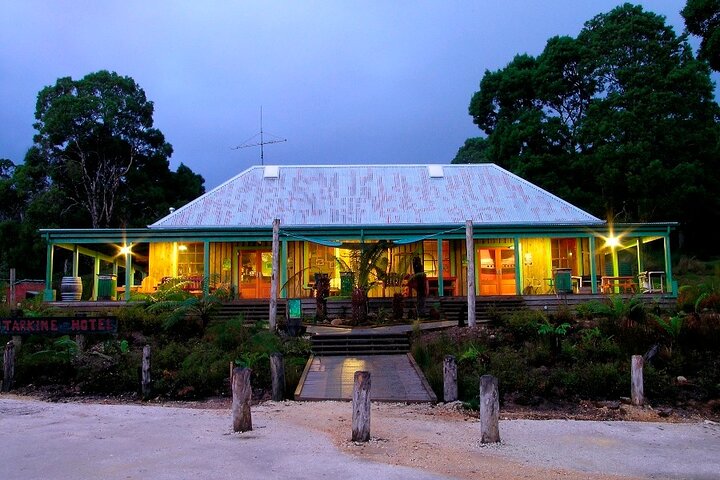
[75,344,139,394]
[15,335,77,385]
[504,310,545,341]
[117,305,163,335]
[178,342,233,397]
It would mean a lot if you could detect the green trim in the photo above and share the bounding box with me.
[513,238,521,296]
[203,241,210,297]
[664,235,674,295]
[39,222,677,245]
[92,257,100,301]
[280,240,288,298]
[44,243,54,301]
[589,237,597,294]
[437,238,444,297]
[72,246,79,277]
[124,248,132,301]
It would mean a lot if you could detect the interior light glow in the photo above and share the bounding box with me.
[178,244,188,251]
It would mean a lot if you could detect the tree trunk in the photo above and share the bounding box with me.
[269,218,280,331]
[141,345,152,399]
[270,352,285,401]
[479,374,500,443]
[466,220,476,327]
[232,367,253,432]
[2,341,15,392]
[631,355,644,406]
[443,355,458,402]
[352,371,371,442]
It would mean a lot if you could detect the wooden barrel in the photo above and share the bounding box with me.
[60,276,82,301]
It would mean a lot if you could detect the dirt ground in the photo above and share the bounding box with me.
[257,400,719,480]
[4,392,718,480]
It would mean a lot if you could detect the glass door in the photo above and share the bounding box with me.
[238,250,273,298]
[478,248,516,295]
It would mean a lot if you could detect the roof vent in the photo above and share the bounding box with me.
[428,165,444,178]
[263,165,280,178]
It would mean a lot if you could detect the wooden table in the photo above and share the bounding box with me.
[571,276,583,293]
[601,276,636,294]
[639,271,665,293]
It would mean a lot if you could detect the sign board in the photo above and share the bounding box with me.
[0,316,118,335]
[287,299,302,319]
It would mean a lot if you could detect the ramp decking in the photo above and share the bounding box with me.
[294,354,437,403]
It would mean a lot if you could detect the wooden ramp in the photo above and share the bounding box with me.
[294,354,437,403]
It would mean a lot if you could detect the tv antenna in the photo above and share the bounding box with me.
[232,107,286,165]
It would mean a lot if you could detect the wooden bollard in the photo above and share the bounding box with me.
[352,371,371,442]
[270,352,285,401]
[631,355,644,406]
[2,340,15,392]
[75,334,85,353]
[232,367,253,432]
[443,355,458,402]
[479,374,500,443]
[141,345,152,399]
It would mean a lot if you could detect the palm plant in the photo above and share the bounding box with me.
[334,241,391,324]
[335,240,392,292]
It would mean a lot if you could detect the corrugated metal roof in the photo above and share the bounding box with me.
[150,164,603,228]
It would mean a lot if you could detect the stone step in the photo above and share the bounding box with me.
[311,333,410,356]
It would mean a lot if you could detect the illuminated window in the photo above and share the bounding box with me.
[551,239,576,270]
[422,240,450,276]
[178,243,204,276]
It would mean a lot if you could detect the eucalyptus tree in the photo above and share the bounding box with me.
[31,70,201,228]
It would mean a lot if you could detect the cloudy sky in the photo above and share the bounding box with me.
[0,1,709,190]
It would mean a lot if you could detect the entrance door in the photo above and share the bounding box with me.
[478,248,516,295]
[238,250,273,298]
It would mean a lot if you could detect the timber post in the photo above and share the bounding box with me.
[75,334,85,353]
[9,268,15,305]
[232,367,253,432]
[443,355,458,402]
[269,218,280,332]
[466,220,476,327]
[352,371,371,442]
[2,340,15,392]
[631,355,644,406]
[141,345,152,399]
[270,352,285,401]
[479,374,500,443]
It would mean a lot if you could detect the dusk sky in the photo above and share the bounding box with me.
[0,1,710,190]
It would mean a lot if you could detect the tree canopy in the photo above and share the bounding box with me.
[454,3,720,252]
[0,71,205,278]
[32,70,204,228]
[682,0,720,71]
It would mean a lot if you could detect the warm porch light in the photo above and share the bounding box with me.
[119,244,132,255]
[605,235,620,248]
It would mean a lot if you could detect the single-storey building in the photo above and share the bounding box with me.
[40,164,675,302]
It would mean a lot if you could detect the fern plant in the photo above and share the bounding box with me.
[649,313,683,356]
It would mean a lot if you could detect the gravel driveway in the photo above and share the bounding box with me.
[1,396,718,480]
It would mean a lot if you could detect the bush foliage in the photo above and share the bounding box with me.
[413,294,720,407]
[2,306,312,400]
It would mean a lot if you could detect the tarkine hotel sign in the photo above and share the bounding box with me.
[0,316,117,335]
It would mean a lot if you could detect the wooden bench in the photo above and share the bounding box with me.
[601,276,636,294]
